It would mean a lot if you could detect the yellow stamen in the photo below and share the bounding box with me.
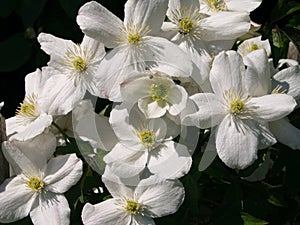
[230,99,246,114]
[72,56,87,71]
[179,17,194,34]
[128,33,142,45]
[125,200,140,215]
[27,177,44,192]
[139,131,156,147]
[150,84,168,101]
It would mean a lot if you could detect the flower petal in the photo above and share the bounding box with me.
[166,85,188,116]
[37,33,74,64]
[273,65,300,101]
[0,177,36,223]
[104,143,147,178]
[249,94,296,122]
[138,97,169,118]
[147,142,192,179]
[44,154,83,193]
[226,0,262,12]
[200,12,250,41]
[82,200,130,225]
[244,49,271,96]
[30,192,70,225]
[124,0,168,34]
[210,51,246,97]
[137,177,185,217]
[77,1,123,48]
[216,115,258,169]
[186,93,225,129]
[269,118,300,150]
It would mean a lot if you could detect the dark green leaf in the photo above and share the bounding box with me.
[241,212,268,225]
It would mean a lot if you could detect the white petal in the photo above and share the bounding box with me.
[138,97,169,118]
[124,0,168,34]
[7,132,56,170]
[226,0,262,12]
[187,93,225,129]
[143,37,193,77]
[37,33,74,64]
[30,193,70,225]
[40,68,86,115]
[244,49,271,96]
[166,85,188,116]
[44,154,83,193]
[269,118,300,150]
[82,200,130,225]
[210,51,246,97]
[2,141,40,175]
[25,69,49,95]
[216,115,258,169]
[147,142,192,179]
[9,113,53,141]
[73,100,118,151]
[109,105,142,150]
[121,74,154,103]
[132,215,155,225]
[273,65,300,100]
[200,12,250,41]
[137,177,185,217]
[104,143,147,178]
[81,35,106,62]
[249,94,296,122]
[167,0,200,19]
[76,1,123,48]
[0,177,36,223]
[198,129,218,171]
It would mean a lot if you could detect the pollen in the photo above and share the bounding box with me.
[179,17,194,34]
[230,99,246,114]
[27,177,44,192]
[150,84,168,101]
[125,200,140,215]
[139,131,156,147]
[72,56,87,71]
[251,44,259,51]
[128,32,142,45]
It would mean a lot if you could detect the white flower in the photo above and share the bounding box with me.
[77,0,193,101]
[104,104,192,179]
[0,140,82,224]
[6,69,53,141]
[82,172,185,225]
[162,0,251,86]
[184,50,296,169]
[121,71,188,118]
[237,35,271,57]
[37,33,106,114]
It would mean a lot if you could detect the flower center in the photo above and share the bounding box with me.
[230,99,246,114]
[27,177,44,192]
[203,0,227,12]
[179,17,194,34]
[151,84,168,101]
[251,43,259,51]
[72,56,87,71]
[139,131,156,147]
[128,33,142,45]
[125,200,140,215]
[16,94,40,122]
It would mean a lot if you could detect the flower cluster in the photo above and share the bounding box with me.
[1,0,300,224]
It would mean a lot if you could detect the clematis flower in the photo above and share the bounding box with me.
[120,71,188,118]
[0,139,83,224]
[37,33,106,114]
[6,69,53,141]
[104,104,192,179]
[237,35,271,57]
[82,170,185,225]
[161,0,251,86]
[184,50,296,169]
[77,0,193,101]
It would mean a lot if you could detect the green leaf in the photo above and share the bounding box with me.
[241,212,268,225]
[280,26,300,53]
[0,33,32,72]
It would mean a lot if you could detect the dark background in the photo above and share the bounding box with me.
[0,0,275,119]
